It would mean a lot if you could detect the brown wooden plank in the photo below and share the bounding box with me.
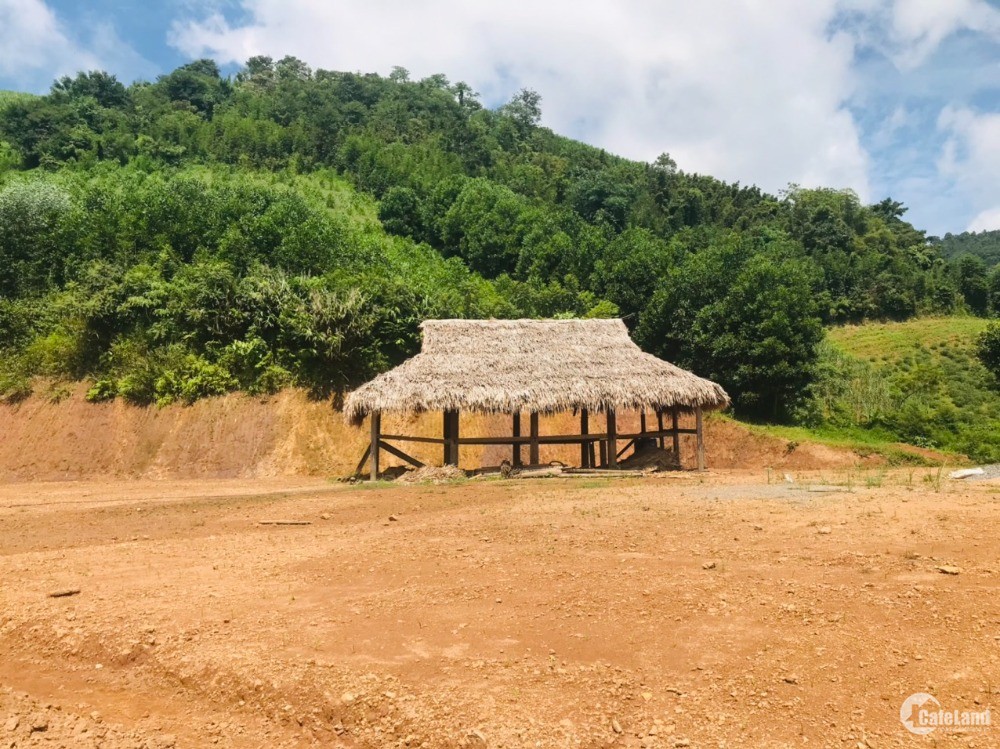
[453,429,693,446]
[442,410,452,465]
[607,409,618,468]
[380,440,425,468]
[450,410,460,466]
[616,438,635,460]
[580,409,589,468]
[512,412,522,467]
[529,412,539,465]
[380,434,446,444]
[353,443,371,476]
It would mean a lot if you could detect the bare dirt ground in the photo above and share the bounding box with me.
[1,470,997,748]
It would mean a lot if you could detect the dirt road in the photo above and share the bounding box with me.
[1,471,997,747]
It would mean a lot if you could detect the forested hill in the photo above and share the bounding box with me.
[932,230,1000,267]
[1,57,998,423]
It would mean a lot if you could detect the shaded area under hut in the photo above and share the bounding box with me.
[344,319,729,478]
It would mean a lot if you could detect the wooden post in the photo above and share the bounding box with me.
[671,407,680,458]
[512,412,522,467]
[599,440,607,468]
[442,410,452,465]
[444,410,460,466]
[580,409,590,468]
[606,410,618,468]
[640,410,647,434]
[369,411,381,481]
[656,409,665,449]
[695,406,705,471]
[529,412,540,466]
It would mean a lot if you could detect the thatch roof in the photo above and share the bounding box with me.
[344,318,729,424]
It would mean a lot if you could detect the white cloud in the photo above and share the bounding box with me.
[889,0,1000,69]
[937,106,1000,233]
[170,0,873,199]
[968,207,1000,233]
[0,0,102,88]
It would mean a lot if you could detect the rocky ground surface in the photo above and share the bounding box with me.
[1,470,997,748]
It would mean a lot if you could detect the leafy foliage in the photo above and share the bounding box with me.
[975,322,1000,381]
[933,229,1000,267]
[0,58,989,426]
[811,319,1000,461]
[636,231,823,418]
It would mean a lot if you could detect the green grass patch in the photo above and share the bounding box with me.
[795,317,1000,463]
[827,317,989,362]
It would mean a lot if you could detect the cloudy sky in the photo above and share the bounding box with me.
[1,0,997,236]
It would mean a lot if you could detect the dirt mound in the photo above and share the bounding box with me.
[697,418,873,470]
[0,387,939,481]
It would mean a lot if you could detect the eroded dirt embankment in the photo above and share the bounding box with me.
[0,386,900,481]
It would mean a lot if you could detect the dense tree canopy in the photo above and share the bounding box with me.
[0,59,990,424]
[933,229,1000,267]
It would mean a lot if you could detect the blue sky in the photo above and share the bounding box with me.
[1,0,998,237]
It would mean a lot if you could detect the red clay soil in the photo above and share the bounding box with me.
[0,388,935,481]
[1,472,997,748]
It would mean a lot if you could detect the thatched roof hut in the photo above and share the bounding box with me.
[346,319,728,476]
[345,318,728,422]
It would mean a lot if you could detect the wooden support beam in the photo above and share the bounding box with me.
[640,411,647,434]
[616,438,636,460]
[442,410,452,465]
[580,409,590,468]
[695,406,705,471]
[606,410,618,468]
[672,407,681,459]
[529,412,540,465]
[657,409,665,449]
[379,440,424,468]
[353,443,371,476]
[369,411,381,481]
[599,439,608,468]
[380,434,445,444]
[454,429,695,445]
[443,410,460,466]
[512,412,522,467]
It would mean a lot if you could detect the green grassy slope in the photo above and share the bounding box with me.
[820,317,999,461]
[739,317,998,465]
[827,317,989,361]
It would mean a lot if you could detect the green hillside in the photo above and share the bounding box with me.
[828,317,989,360]
[933,230,1000,267]
[0,59,998,438]
[805,318,1000,461]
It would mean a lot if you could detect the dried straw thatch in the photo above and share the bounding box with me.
[344,318,729,424]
